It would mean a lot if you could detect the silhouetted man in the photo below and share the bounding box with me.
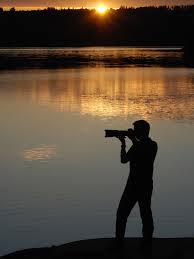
[116,120,157,249]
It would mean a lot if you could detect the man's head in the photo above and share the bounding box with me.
[133,120,150,141]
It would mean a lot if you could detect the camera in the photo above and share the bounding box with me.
[105,129,134,138]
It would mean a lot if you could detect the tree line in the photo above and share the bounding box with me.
[0,6,194,46]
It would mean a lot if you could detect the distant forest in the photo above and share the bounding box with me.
[0,6,194,46]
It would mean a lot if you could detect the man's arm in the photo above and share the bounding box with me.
[118,137,132,164]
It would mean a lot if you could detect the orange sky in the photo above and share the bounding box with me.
[1,0,194,9]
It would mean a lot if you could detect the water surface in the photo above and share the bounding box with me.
[0,48,194,256]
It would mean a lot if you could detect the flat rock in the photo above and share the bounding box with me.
[2,238,194,259]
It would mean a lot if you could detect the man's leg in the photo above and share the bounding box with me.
[116,183,137,245]
[138,187,154,242]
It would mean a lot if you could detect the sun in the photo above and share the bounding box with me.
[96,5,107,14]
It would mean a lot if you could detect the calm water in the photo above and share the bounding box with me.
[0,48,194,255]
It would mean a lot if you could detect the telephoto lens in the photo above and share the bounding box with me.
[105,130,129,138]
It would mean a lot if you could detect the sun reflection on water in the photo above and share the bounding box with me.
[23,145,56,161]
[2,67,194,121]
[30,68,194,121]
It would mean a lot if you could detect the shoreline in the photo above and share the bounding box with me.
[2,238,194,258]
[0,47,189,70]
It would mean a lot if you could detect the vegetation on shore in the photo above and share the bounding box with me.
[0,6,194,47]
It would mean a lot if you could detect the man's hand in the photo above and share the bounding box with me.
[117,136,126,146]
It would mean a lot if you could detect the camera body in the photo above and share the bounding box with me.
[105,129,134,138]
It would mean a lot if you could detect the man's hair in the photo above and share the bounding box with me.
[133,120,150,136]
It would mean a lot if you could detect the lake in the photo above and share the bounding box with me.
[0,47,194,256]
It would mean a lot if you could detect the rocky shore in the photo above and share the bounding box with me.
[1,238,194,259]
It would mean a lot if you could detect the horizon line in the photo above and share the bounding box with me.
[1,4,194,11]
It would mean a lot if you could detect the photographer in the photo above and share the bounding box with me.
[115,120,158,250]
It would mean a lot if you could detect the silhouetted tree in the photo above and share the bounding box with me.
[46,7,56,11]
[9,7,15,12]
[0,6,193,47]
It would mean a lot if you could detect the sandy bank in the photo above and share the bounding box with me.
[2,238,194,259]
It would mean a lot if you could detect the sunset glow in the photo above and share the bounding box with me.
[1,1,194,9]
[96,5,108,14]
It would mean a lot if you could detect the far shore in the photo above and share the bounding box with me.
[2,237,194,258]
[0,47,189,70]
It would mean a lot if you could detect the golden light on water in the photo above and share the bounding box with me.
[24,68,194,121]
[23,145,56,161]
[4,67,194,121]
[96,5,108,14]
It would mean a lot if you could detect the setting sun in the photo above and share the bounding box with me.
[96,5,107,14]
